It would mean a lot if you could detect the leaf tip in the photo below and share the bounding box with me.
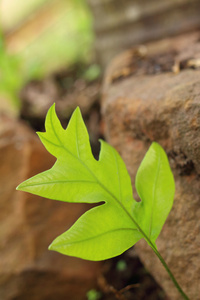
[75,105,80,112]
[44,102,56,119]
[48,241,58,252]
[50,102,56,111]
[16,182,25,192]
[16,178,35,193]
[68,106,85,130]
[73,106,82,118]
[48,243,54,251]
[151,141,160,149]
[149,142,168,158]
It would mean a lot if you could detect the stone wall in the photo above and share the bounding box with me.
[101,31,200,300]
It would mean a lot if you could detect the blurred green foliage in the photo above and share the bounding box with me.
[19,0,94,79]
[116,259,127,272]
[0,0,95,113]
[2,0,51,31]
[0,33,22,109]
[87,289,101,300]
[83,64,101,82]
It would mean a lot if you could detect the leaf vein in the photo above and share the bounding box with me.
[54,228,139,246]
[40,135,60,148]
[22,180,97,188]
[112,147,122,203]
[149,151,161,239]
[75,112,80,158]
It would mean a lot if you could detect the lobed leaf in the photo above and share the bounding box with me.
[17,104,143,260]
[17,104,175,260]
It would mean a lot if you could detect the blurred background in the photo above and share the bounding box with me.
[1,0,200,299]
[2,0,200,119]
[0,0,98,115]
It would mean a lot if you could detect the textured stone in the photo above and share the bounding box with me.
[87,0,200,67]
[0,115,100,300]
[102,32,200,300]
[20,77,100,121]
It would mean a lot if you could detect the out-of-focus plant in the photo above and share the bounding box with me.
[11,0,94,78]
[0,32,22,110]
[0,0,95,115]
[87,289,101,300]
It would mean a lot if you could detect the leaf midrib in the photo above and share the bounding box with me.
[112,146,122,203]
[52,227,139,247]
[22,179,97,187]
[149,151,161,239]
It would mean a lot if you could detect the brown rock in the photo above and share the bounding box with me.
[101,32,200,299]
[20,76,100,121]
[87,0,200,67]
[0,115,100,300]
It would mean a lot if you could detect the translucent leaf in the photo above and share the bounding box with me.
[133,142,175,244]
[17,104,143,260]
[17,104,175,260]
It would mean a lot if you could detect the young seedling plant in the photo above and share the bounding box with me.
[17,104,190,300]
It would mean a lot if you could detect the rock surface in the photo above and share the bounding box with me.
[101,32,200,300]
[0,115,100,300]
[20,68,100,122]
[87,0,200,67]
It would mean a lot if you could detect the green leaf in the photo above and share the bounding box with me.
[133,142,175,245]
[17,104,143,260]
[17,104,175,261]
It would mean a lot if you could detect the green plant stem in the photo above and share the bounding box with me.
[129,213,190,299]
[146,239,190,300]
[127,209,190,299]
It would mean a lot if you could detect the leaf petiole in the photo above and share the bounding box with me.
[144,236,190,300]
[117,203,190,299]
